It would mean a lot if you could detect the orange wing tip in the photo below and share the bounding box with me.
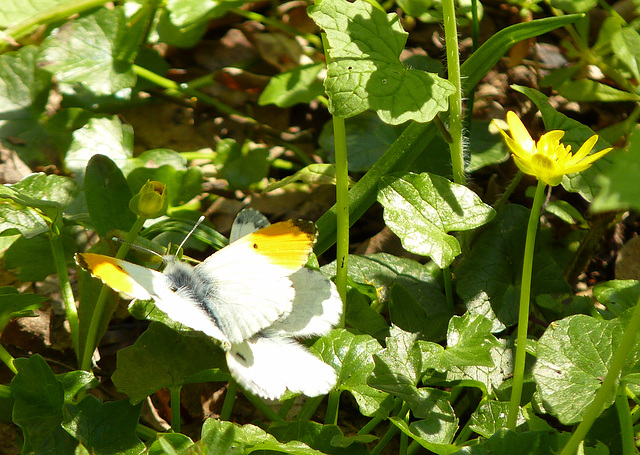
[75,253,139,296]
[244,220,318,269]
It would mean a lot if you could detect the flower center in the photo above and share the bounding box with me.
[531,153,555,170]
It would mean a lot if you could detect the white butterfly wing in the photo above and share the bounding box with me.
[264,268,342,338]
[230,208,270,242]
[76,253,229,345]
[192,246,296,345]
[226,336,337,399]
[194,220,316,344]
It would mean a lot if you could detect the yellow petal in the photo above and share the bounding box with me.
[563,147,613,175]
[506,112,535,155]
[567,135,598,163]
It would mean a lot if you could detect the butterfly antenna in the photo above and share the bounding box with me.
[177,215,206,252]
[110,237,164,260]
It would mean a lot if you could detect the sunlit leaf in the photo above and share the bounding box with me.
[308,0,454,124]
[377,172,495,268]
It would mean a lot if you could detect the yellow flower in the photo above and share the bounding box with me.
[498,111,612,186]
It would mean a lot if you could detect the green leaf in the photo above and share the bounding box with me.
[0,287,45,330]
[389,283,448,343]
[592,126,640,213]
[456,204,570,331]
[377,172,495,268]
[0,46,52,162]
[65,116,134,184]
[259,63,326,107]
[328,253,449,341]
[550,0,597,13]
[312,329,391,417]
[148,433,194,455]
[319,112,405,172]
[389,416,459,455]
[370,326,431,397]
[199,419,325,454]
[611,27,640,82]
[345,287,390,341]
[513,85,613,202]
[38,7,137,96]
[0,173,80,237]
[314,14,584,255]
[468,400,511,438]
[4,231,76,281]
[164,0,246,28]
[212,139,269,190]
[0,0,66,27]
[265,164,341,192]
[308,0,454,124]
[11,355,77,455]
[556,79,640,102]
[84,154,136,237]
[593,280,640,317]
[62,396,145,455]
[111,323,227,403]
[533,314,640,424]
[452,429,574,454]
[269,421,370,455]
[437,313,500,370]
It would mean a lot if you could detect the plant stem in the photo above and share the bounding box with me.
[170,386,181,433]
[50,231,79,357]
[320,32,349,322]
[370,402,410,455]
[333,115,350,321]
[616,387,635,455]
[559,293,640,455]
[441,0,465,186]
[0,344,17,374]
[81,215,147,371]
[220,380,237,421]
[324,390,341,425]
[242,392,284,422]
[507,179,546,430]
[297,395,324,421]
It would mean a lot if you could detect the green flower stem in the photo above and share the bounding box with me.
[229,8,321,48]
[220,380,237,421]
[243,392,284,422]
[616,387,635,455]
[441,0,465,186]
[170,386,181,433]
[370,402,410,455]
[559,293,640,455]
[333,114,350,321]
[50,231,80,356]
[135,424,157,441]
[324,390,341,425]
[507,179,546,430]
[297,395,324,421]
[81,215,147,371]
[319,32,349,322]
[0,344,17,374]
[1,0,109,47]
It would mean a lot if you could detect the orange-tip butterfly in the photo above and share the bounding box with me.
[75,209,342,399]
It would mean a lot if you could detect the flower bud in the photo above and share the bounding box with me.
[129,180,167,218]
